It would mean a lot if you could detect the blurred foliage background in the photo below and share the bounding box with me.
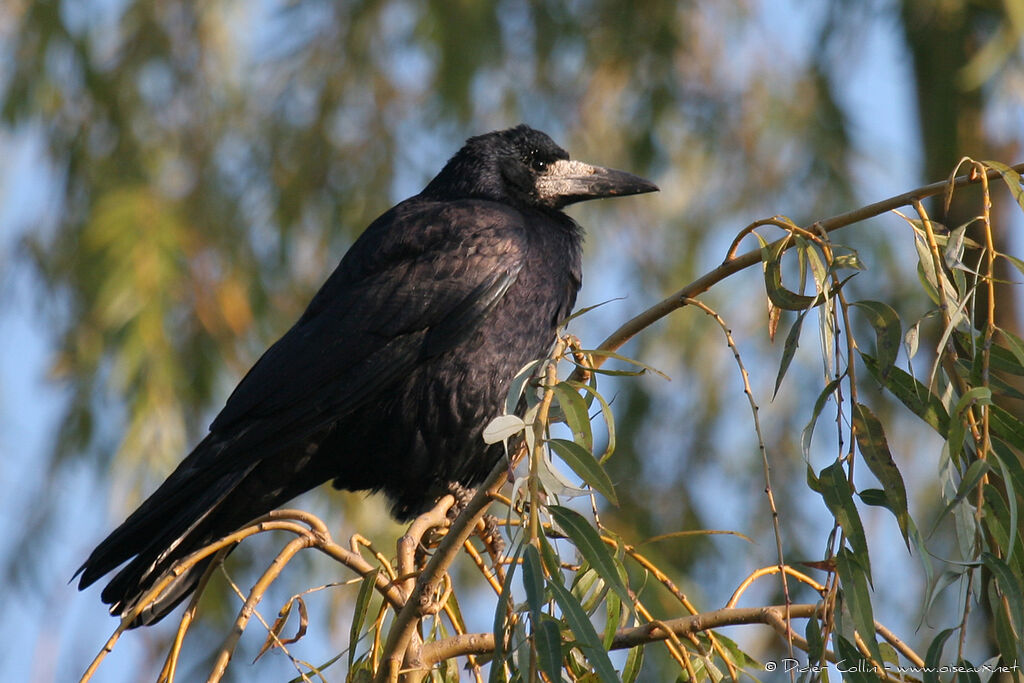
[1,0,1023,680]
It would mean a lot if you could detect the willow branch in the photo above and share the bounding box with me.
[577,162,1024,373]
[374,449,517,683]
[396,495,455,598]
[420,603,821,665]
[208,534,315,682]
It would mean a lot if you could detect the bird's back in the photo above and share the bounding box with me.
[316,197,584,519]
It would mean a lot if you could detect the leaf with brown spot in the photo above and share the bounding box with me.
[254,595,309,662]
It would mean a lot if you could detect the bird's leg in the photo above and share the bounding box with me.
[445,482,506,555]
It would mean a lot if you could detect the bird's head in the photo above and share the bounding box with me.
[422,125,658,211]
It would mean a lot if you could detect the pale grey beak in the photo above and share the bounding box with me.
[535,159,658,208]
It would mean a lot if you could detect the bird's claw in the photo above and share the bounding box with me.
[445,482,506,555]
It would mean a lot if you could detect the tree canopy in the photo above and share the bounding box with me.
[2,1,1023,681]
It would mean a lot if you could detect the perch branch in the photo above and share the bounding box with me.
[576,162,1024,374]
[374,448,522,683]
[420,603,821,665]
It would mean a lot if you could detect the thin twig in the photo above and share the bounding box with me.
[683,297,795,665]
[157,547,230,683]
[207,534,315,682]
[726,565,826,608]
[374,443,524,683]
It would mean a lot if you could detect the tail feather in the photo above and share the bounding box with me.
[95,467,253,617]
[77,433,337,627]
[113,554,222,627]
[76,435,263,627]
[75,435,230,589]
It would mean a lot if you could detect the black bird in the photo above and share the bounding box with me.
[76,125,657,625]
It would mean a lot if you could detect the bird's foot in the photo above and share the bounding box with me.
[445,481,475,518]
[445,482,506,556]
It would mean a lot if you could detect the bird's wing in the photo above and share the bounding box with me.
[208,199,528,446]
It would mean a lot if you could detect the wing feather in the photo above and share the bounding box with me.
[209,199,528,449]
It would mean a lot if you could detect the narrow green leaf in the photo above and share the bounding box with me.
[539,533,562,580]
[762,240,818,310]
[638,529,752,545]
[992,438,1024,562]
[991,404,1024,451]
[1000,328,1024,370]
[834,635,877,683]
[948,411,968,466]
[806,462,822,495]
[535,618,564,682]
[818,462,871,578]
[981,552,1024,655]
[568,380,616,462]
[801,377,843,460]
[523,544,546,628]
[955,358,1024,400]
[913,225,959,305]
[622,643,644,683]
[983,160,1024,213]
[929,459,991,538]
[562,297,624,324]
[832,250,866,272]
[836,548,883,664]
[807,240,828,297]
[570,567,606,615]
[953,497,978,563]
[990,593,1023,682]
[1002,253,1024,280]
[569,366,648,377]
[956,386,993,413]
[548,579,620,683]
[992,438,1024,497]
[923,628,956,683]
[505,360,543,415]
[603,590,621,650]
[956,329,1024,377]
[288,653,345,682]
[958,659,983,683]
[490,543,523,683]
[879,642,900,668]
[773,310,807,398]
[576,349,671,381]
[549,505,631,608]
[805,612,824,662]
[861,352,949,433]
[707,632,761,671]
[923,570,967,631]
[444,590,468,635]
[513,621,532,680]
[548,439,618,505]
[905,319,921,359]
[982,489,1023,575]
[552,382,593,451]
[797,235,810,295]
[348,569,379,673]
[852,301,902,379]
[857,488,888,507]
[852,403,911,546]
[949,387,992,462]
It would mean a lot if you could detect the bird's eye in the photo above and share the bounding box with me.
[531,158,547,172]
